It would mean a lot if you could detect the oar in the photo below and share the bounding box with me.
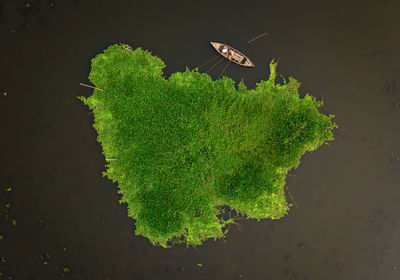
[218,60,231,78]
[197,55,220,69]
[205,57,224,74]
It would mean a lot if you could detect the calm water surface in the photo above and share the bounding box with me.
[0,0,399,279]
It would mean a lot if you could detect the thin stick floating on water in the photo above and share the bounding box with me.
[287,190,298,208]
[105,158,118,161]
[79,83,103,92]
[247,31,268,44]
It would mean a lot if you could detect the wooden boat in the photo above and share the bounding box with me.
[210,42,255,67]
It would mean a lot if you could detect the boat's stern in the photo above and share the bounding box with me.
[243,59,255,67]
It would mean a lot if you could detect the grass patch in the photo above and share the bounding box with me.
[78,44,337,247]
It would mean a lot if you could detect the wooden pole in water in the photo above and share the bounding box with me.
[247,31,268,44]
[79,83,104,92]
[197,55,220,69]
[121,45,134,53]
[218,60,231,78]
[205,57,224,74]
[287,190,298,208]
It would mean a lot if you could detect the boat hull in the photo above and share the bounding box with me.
[210,42,255,67]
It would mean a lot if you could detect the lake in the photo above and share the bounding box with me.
[0,0,399,279]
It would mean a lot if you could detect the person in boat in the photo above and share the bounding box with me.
[221,47,233,60]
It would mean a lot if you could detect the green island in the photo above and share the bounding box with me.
[78,44,337,247]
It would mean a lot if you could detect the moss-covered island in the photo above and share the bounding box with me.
[78,44,337,247]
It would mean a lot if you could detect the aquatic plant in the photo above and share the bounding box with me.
[78,44,336,247]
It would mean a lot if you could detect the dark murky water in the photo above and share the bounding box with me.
[1,0,400,279]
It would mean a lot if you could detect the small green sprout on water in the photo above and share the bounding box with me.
[1,256,6,264]
[197,262,203,268]
[11,219,17,226]
[3,92,6,96]
[57,264,72,277]
[5,187,12,192]
[36,218,44,229]
[0,234,3,242]
[5,202,12,209]
[79,44,336,248]
[40,252,50,264]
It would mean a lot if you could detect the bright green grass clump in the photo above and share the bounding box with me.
[78,44,336,247]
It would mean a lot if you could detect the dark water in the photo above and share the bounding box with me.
[1,0,400,279]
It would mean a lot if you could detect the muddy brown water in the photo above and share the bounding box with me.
[0,0,400,279]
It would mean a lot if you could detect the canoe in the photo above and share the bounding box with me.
[210,42,255,67]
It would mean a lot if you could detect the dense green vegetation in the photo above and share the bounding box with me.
[78,44,337,247]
